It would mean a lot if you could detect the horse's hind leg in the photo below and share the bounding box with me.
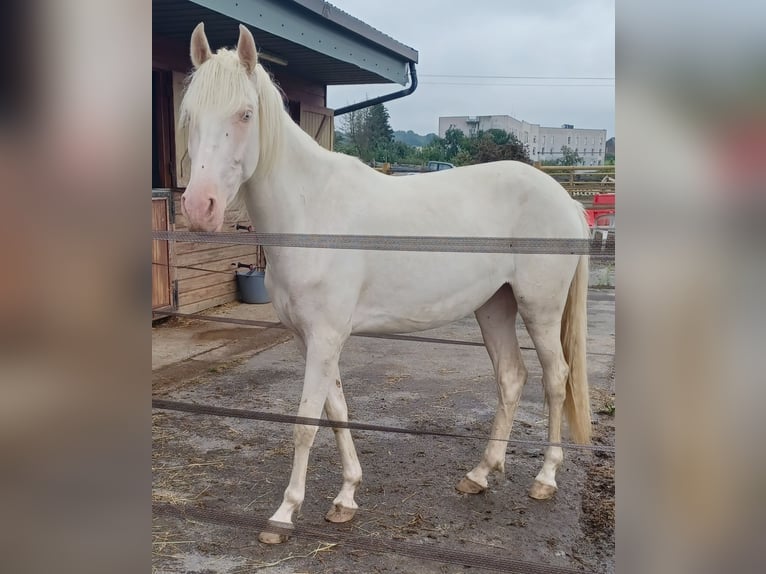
[457,284,528,494]
[323,378,362,523]
[516,283,570,500]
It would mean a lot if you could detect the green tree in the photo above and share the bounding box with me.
[335,104,397,162]
[443,126,466,159]
[452,149,473,166]
[333,129,358,157]
[338,107,372,159]
[558,145,584,166]
[543,145,584,166]
[335,122,532,167]
[457,130,530,165]
[367,104,394,147]
[485,128,512,145]
[419,138,449,162]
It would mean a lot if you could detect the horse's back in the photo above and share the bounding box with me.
[367,160,585,239]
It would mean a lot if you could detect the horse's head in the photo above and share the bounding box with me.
[180,23,264,232]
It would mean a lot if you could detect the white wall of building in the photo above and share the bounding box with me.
[438,115,607,166]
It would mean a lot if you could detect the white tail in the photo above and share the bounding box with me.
[560,247,592,444]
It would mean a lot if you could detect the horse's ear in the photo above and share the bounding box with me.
[190,22,212,69]
[237,24,258,75]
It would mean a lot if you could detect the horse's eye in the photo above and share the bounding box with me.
[242,110,253,121]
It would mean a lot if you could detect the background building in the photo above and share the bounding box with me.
[439,115,607,166]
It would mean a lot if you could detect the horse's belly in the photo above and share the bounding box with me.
[351,254,509,334]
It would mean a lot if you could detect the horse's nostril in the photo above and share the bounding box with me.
[207,197,215,215]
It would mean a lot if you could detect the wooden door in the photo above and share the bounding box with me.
[152,197,172,310]
[152,68,176,312]
[300,104,334,150]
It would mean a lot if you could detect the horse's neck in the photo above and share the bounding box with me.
[246,116,334,232]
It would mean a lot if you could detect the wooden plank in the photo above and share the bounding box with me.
[177,292,241,315]
[178,281,238,307]
[176,245,261,267]
[175,257,250,280]
[178,282,237,308]
[178,271,236,293]
[174,234,262,255]
[152,265,170,309]
[178,250,265,289]
[176,244,260,262]
[152,201,169,265]
[152,198,171,309]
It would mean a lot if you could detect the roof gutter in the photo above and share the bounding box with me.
[333,62,418,116]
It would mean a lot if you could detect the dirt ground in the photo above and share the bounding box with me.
[152,290,614,573]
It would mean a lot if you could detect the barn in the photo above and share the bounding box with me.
[152,0,418,314]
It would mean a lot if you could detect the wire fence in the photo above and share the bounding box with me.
[152,308,614,354]
[152,230,615,258]
[152,397,615,454]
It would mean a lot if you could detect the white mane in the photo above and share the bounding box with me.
[179,48,288,180]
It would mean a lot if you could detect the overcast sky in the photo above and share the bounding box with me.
[326,0,615,138]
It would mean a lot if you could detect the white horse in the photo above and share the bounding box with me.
[180,24,592,544]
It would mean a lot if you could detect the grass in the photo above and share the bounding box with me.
[597,397,616,416]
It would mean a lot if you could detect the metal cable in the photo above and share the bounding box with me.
[153,502,593,574]
[152,230,614,258]
[152,310,616,357]
[152,398,615,454]
[152,261,235,275]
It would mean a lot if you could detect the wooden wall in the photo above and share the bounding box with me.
[171,193,261,314]
[272,71,334,149]
[272,71,325,108]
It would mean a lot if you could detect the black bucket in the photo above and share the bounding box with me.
[235,269,270,304]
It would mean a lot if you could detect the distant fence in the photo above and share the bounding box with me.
[365,161,615,204]
[537,165,615,203]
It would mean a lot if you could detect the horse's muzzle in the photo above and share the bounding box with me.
[182,190,224,232]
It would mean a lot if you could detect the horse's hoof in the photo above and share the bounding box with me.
[325,504,357,523]
[258,530,289,544]
[456,476,486,494]
[258,520,293,544]
[528,480,557,500]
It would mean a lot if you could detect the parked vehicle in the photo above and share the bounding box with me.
[426,160,455,171]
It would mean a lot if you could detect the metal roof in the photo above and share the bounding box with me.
[153,0,418,85]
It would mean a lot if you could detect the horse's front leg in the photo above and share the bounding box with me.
[258,333,345,544]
